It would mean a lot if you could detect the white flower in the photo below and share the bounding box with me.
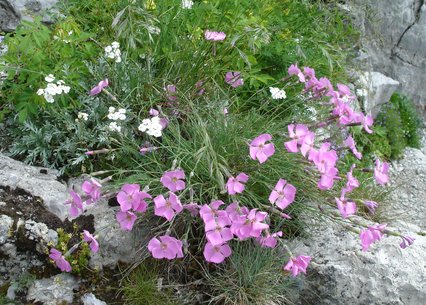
[138,116,163,138]
[111,41,120,49]
[182,0,194,9]
[105,46,112,53]
[108,107,116,114]
[269,87,287,100]
[36,89,45,95]
[77,112,89,121]
[108,108,127,121]
[105,42,122,63]
[138,119,151,132]
[108,122,121,132]
[45,74,55,83]
[45,94,55,103]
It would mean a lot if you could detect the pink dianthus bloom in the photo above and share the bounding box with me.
[231,209,269,240]
[360,224,387,251]
[303,66,316,79]
[183,203,200,217]
[205,215,233,246]
[49,248,72,272]
[269,179,296,210]
[336,196,357,218]
[83,230,99,253]
[200,200,227,223]
[203,242,232,263]
[204,30,226,41]
[400,235,415,249]
[117,183,151,212]
[90,79,109,96]
[225,202,249,222]
[344,135,362,160]
[82,178,102,204]
[284,124,309,153]
[288,64,306,83]
[65,190,84,217]
[226,173,249,195]
[249,134,275,164]
[300,132,315,157]
[363,200,378,214]
[225,71,244,88]
[283,255,311,277]
[354,112,374,134]
[374,159,390,185]
[160,169,186,192]
[116,210,137,231]
[341,164,359,196]
[165,85,177,102]
[154,192,183,221]
[256,231,282,248]
[148,235,184,260]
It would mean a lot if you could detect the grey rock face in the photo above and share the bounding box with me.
[0,0,21,32]
[27,273,79,305]
[0,0,58,32]
[349,0,426,117]
[0,214,13,244]
[0,154,69,221]
[81,293,107,305]
[359,71,400,117]
[24,219,58,253]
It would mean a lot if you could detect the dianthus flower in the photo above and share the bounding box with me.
[205,215,233,246]
[336,196,357,218]
[148,235,184,260]
[362,200,378,214]
[200,200,227,223]
[360,224,387,251]
[225,71,244,88]
[288,64,306,82]
[160,169,186,192]
[154,192,183,221]
[117,183,151,212]
[203,242,232,263]
[82,230,99,253]
[283,255,311,277]
[249,133,275,164]
[49,248,72,272]
[231,208,269,240]
[90,79,109,96]
[226,173,249,195]
[284,124,309,153]
[300,131,315,157]
[269,179,296,210]
[344,136,362,160]
[204,30,226,41]
[341,164,359,196]
[65,190,84,217]
[82,178,102,204]
[374,159,390,185]
[225,202,249,222]
[116,210,137,231]
[400,235,415,249]
[256,231,282,248]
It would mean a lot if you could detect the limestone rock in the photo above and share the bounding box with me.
[81,293,107,305]
[0,154,68,220]
[0,214,13,244]
[27,273,79,305]
[0,0,21,32]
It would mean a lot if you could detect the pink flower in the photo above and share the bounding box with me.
[225,71,244,88]
[117,183,151,212]
[303,67,316,79]
[283,255,311,277]
[148,235,184,260]
[226,173,249,195]
[82,178,102,204]
[203,242,232,263]
[205,215,233,246]
[231,209,269,240]
[374,159,390,185]
[300,132,315,157]
[200,200,227,223]
[116,210,137,231]
[336,196,357,218]
[400,235,415,249]
[344,136,362,160]
[284,124,309,153]
[337,84,355,100]
[160,169,186,192]
[269,179,296,210]
[363,200,378,214]
[360,224,387,251]
[154,192,183,221]
[225,202,249,222]
[165,85,177,102]
[90,79,109,96]
[341,164,359,196]
[354,113,374,134]
[183,203,200,216]
[204,30,226,41]
[310,143,338,173]
[83,230,99,253]
[288,64,306,82]
[149,108,159,116]
[256,231,282,248]
[49,248,72,272]
[249,134,275,164]
[318,166,339,191]
[65,190,84,217]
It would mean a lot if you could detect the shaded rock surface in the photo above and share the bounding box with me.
[349,0,426,117]
[26,273,79,305]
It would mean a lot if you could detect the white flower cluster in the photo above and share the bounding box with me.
[75,112,89,122]
[269,87,287,100]
[105,42,121,63]
[107,107,126,120]
[138,116,163,138]
[36,74,71,103]
[106,107,126,133]
[182,0,194,9]
[108,122,122,132]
